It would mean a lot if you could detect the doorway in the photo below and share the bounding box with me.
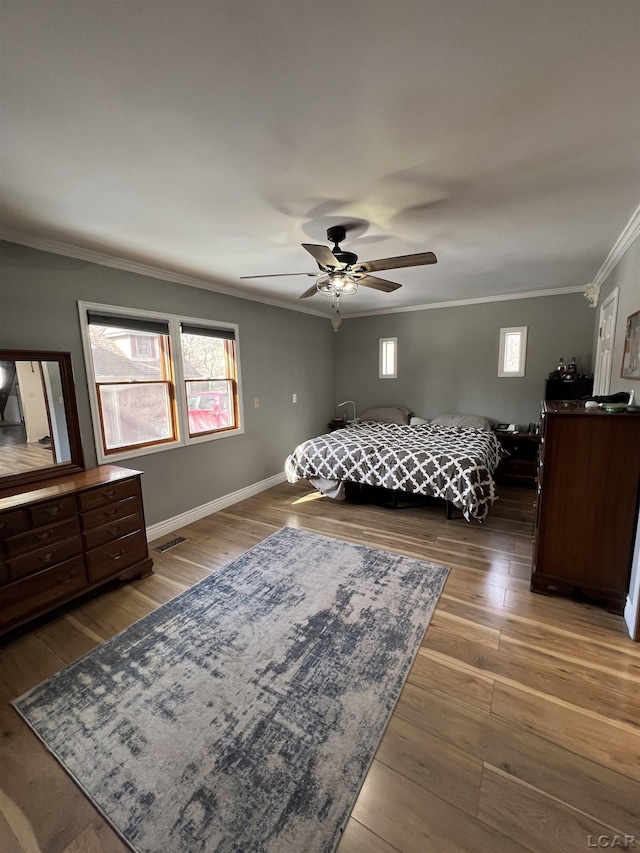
[593,287,619,395]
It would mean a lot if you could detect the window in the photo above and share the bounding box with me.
[79,303,242,462]
[180,324,238,437]
[498,326,528,377]
[379,337,397,379]
[133,335,153,358]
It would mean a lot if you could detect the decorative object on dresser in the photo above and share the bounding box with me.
[494,430,540,487]
[545,355,594,400]
[545,376,594,400]
[0,465,153,635]
[13,527,448,853]
[532,400,640,614]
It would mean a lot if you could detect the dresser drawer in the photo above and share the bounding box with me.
[81,496,140,531]
[5,516,81,558]
[82,513,142,551]
[30,496,77,527]
[78,478,139,512]
[8,536,84,581]
[0,557,8,586]
[86,530,148,584]
[0,509,29,540]
[0,556,88,631]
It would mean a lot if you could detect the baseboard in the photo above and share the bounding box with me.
[624,593,638,640]
[146,471,287,543]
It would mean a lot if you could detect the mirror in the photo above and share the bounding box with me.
[0,350,85,491]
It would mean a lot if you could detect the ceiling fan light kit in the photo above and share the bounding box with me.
[316,271,358,297]
[240,224,437,302]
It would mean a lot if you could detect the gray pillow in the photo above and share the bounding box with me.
[360,405,413,425]
[410,416,430,426]
[431,414,492,430]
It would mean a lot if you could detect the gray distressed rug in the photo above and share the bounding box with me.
[13,527,449,853]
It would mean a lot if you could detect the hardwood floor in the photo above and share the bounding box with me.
[0,424,53,476]
[1,481,639,852]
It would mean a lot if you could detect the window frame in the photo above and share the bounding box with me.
[498,326,528,377]
[182,340,239,439]
[78,302,244,464]
[379,337,398,379]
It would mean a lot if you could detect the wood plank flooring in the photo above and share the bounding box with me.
[1,481,639,852]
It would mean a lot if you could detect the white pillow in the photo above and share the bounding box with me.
[431,414,492,430]
[410,416,430,426]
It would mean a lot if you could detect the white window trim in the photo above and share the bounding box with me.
[379,337,398,379]
[78,301,244,464]
[498,326,528,377]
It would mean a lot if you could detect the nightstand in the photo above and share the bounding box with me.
[495,432,540,487]
[327,418,347,431]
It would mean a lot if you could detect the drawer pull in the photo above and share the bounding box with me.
[36,530,52,541]
[108,525,121,535]
[110,549,125,561]
[45,506,62,517]
[104,507,119,517]
[56,574,74,585]
[40,551,56,563]
[102,489,117,498]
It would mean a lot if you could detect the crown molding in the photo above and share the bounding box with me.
[0,225,603,321]
[593,203,640,288]
[0,227,328,319]
[343,285,587,318]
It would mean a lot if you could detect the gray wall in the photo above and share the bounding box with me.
[334,293,595,427]
[0,240,335,525]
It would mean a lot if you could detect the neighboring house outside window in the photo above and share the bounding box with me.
[79,303,243,464]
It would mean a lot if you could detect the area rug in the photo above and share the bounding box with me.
[13,526,449,853]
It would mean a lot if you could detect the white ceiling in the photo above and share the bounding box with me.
[1,0,639,317]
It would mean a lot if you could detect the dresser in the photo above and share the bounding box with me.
[0,465,153,635]
[532,401,640,614]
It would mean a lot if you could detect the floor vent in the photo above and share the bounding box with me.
[154,536,189,553]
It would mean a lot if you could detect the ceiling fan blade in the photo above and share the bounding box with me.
[298,283,320,299]
[357,275,402,293]
[239,272,316,279]
[358,251,437,274]
[302,243,344,270]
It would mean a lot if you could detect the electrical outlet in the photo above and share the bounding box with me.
[254,397,260,408]
[292,393,297,403]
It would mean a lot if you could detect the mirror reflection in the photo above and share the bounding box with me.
[0,359,72,477]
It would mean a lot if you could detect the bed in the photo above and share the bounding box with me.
[284,411,504,522]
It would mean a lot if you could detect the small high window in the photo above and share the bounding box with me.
[498,326,528,377]
[379,337,398,379]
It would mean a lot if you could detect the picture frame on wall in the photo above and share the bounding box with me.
[621,309,640,380]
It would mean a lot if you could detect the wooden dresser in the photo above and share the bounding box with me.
[0,465,153,636]
[532,401,640,614]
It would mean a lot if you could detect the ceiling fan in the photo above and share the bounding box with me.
[240,225,437,299]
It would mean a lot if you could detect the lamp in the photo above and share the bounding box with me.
[316,271,358,297]
[338,399,357,422]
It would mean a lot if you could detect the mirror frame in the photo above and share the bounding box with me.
[0,349,85,492]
